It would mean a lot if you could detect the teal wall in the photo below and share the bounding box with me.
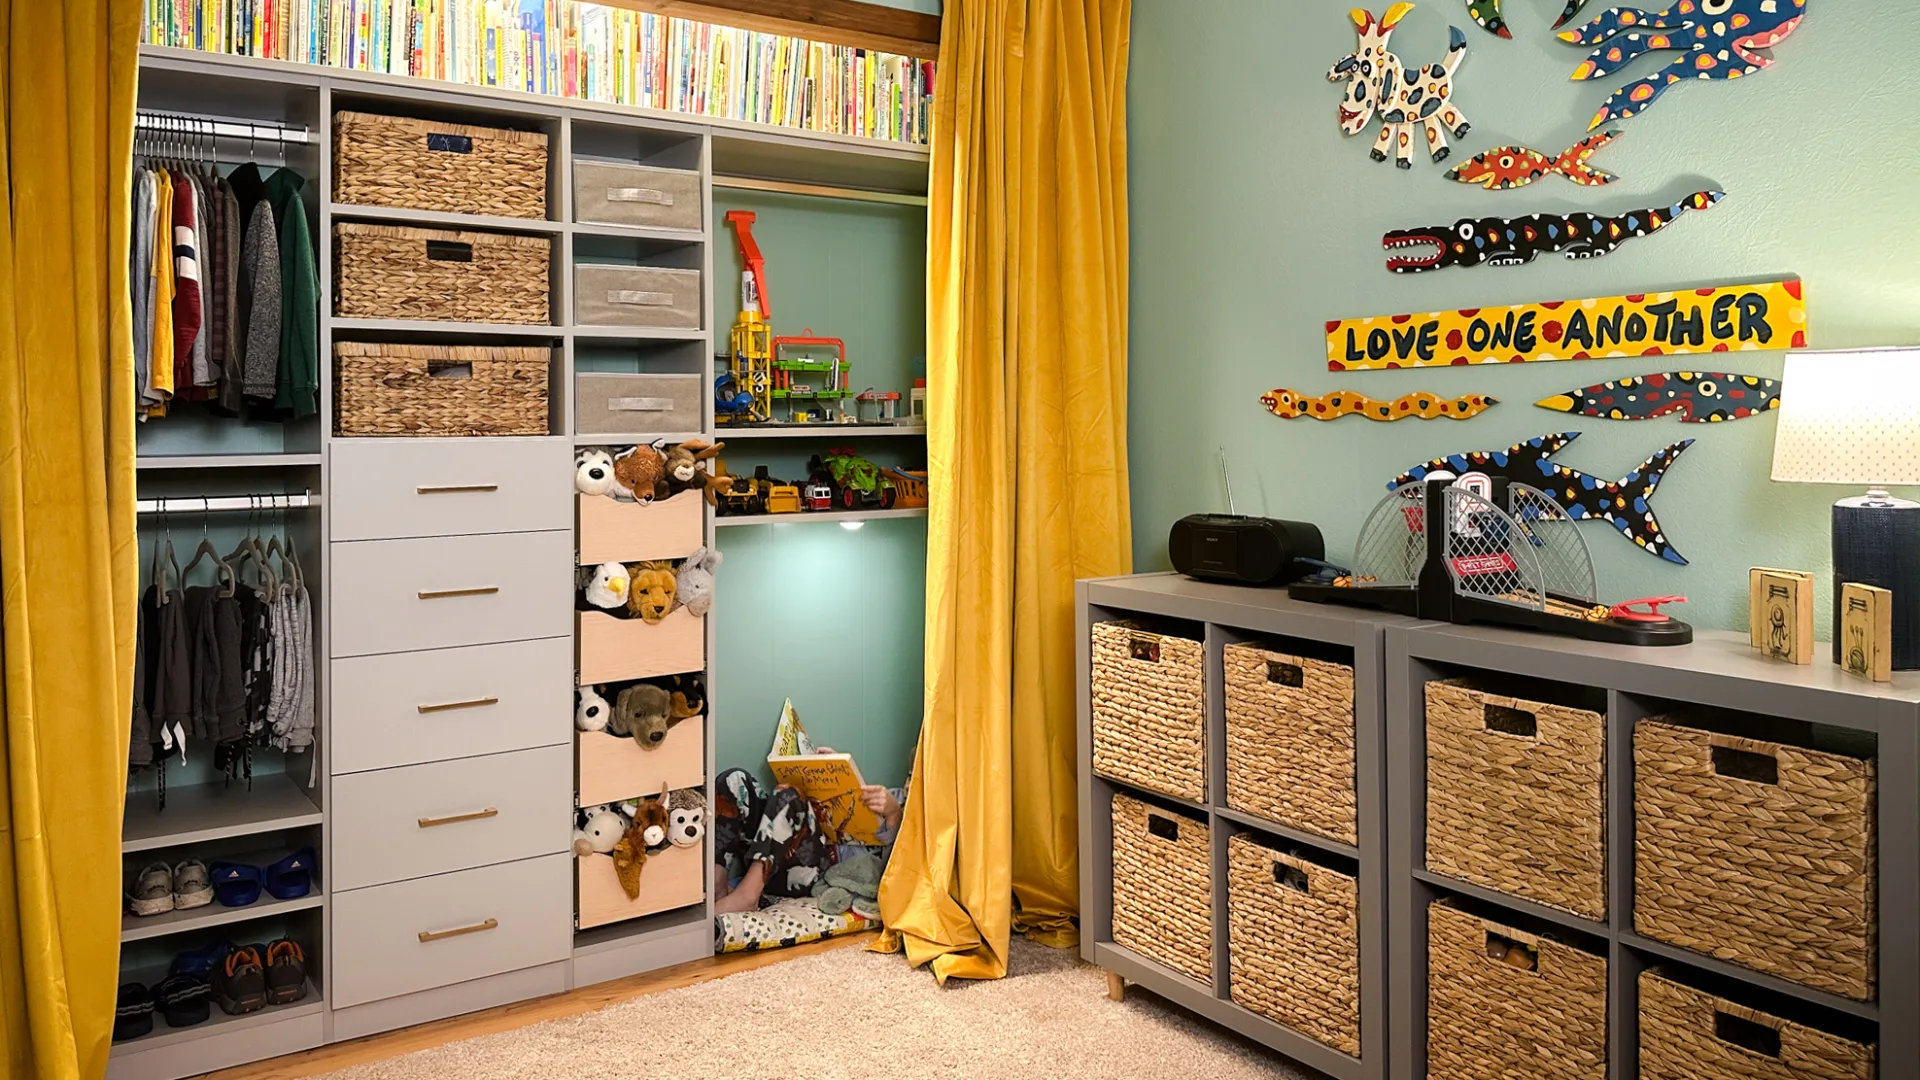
[874,0,940,13]
[711,189,928,788]
[1125,1,1920,633]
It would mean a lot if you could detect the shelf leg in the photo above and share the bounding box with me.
[1105,970,1126,1001]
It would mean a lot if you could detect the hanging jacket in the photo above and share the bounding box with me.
[148,171,176,416]
[264,167,319,419]
[169,171,203,393]
[130,585,154,770]
[213,178,245,416]
[238,194,282,404]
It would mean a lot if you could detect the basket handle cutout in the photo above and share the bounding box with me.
[1483,703,1537,738]
[1272,862,1310,893]
[425,240,474,262]
[1267,661,1304,688]
[1711,745,1779,785]
[1129,636,1161,664]
[608,187,673,205]
[426,132,474,154]
[1147,814,1180,842]
[1483,931,1539,974]
[1714,1011,1782,1058]
[426,363,474,381]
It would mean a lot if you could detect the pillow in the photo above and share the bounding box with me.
[715,896,871,954]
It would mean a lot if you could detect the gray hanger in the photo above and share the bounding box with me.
[180,497,237,598]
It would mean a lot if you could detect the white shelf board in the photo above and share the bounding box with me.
[571,325,710,342]
[122,890,324,943]
[330,316,563,338]
[123,775,322,853]
[107,980,323,1055]
[328,202,564,234]
[571,221,708,244]
[715,507,926,527]
[136,453,322,470]
[716,424,925,439]
[574,431,708,447]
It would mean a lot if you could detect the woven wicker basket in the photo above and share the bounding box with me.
[334,111,548,219]
[334,343,549,437]
[1638,969,1875,1080]
[1092,621,1206,802]
[1425,679,1607,918]
[1224,644,1356,845]
[1111,794,1211,985]
[334,223,551,325]
[1427,900,1607,1080]
[1635,718,1877,1002]
[1226,834,1359,1055]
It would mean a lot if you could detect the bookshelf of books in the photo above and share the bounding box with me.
[118,8,929,1076]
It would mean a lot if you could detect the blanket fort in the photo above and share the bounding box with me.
[1326,280,1806,371]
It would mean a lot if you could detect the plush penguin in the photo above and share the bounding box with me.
[575,449,618,496]
[667,788,706,849]
[576,685,611,732]
[583,562,630,610]
[676,545,723,617]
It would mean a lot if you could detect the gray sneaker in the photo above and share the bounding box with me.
[172,860,213,910]
[127,863,174,917]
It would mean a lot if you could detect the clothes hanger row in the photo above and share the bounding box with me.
[143,494,313,603]
[133,111,308,169]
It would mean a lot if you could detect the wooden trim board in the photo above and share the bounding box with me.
[596,0,940,59]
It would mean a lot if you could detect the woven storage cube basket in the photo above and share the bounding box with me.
[1635,718,1877,1001]
[1427,900,1607,1080]
[1092,621,1205,802]
[334,343,549,437]
[1226,834,1359,1055]
[1224,644,1356,845]
[1638,969,1875,1080]
[1425,679,1606,918]
[334,111,548,219]
[334,223,551,325]
[1110,794,1211,985]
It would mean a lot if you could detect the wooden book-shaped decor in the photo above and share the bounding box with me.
[1840,582,1893,683]
[1748,568,1814,665]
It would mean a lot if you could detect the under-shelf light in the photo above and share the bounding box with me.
[841,520,866,531]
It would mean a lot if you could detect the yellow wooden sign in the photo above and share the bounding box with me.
[1326,280,1807,371]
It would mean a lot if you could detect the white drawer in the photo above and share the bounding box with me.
[330,530,573,657]
[331,638,573,774]
[330,853,572,1009]
[329,745,572,890]
[330,437,572,541]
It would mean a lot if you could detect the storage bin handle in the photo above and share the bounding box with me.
[1128,635,1161,664]
[418,917,497,943]
[417,807,499,828]
[1483,702,1538,738]
[416,484,499,495]
[1482,929,1541,975]
[1147,814,1180,842]
[1713,1007,1784,1058]
[1710,742,1780,785]
[608,186,673,205]
[610,396,674,413]
[417,696,499,714]
[417,586,500,600]
[425,132,474,154]
[1266,660,1304,688]
[1272,861,1311,894]
[425,239,473,262]
[607,289,673,307]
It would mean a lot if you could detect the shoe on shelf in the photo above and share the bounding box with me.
[208,862,263,907]
[113,982,155,1042]
[152,974,212,1029]
[126,863,174,917]
[263,939,308,1005]
[169,938,233,981]
[172,859,213,910]
[212,945,267,1016]
[263,848,315,901]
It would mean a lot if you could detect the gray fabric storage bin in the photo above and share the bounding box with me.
[576,373,705,435]
[574,264,702,329]
[573,161,703,231]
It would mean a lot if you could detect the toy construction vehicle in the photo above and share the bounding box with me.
[717,463,782,516]
[809,449,897,511]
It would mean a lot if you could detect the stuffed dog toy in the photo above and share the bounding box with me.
[575,449,618,496]
[614,683,678,749]
[576,685,612,733]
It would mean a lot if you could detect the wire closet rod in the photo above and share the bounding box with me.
[137,492,318,514]
[134,109,314,145]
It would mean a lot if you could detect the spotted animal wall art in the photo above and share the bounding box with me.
[1535,372,1781,422]
[1465,0,1597,38]
[1447,131,1621,189]
[1261,388,1499,421]
[1562,0,1809,130]
[1329,4,1475,168]
[1381,190,1722,272]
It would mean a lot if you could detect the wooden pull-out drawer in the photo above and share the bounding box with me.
[331,638,573,774]
[330,436,572,541]
[331,530,573,657]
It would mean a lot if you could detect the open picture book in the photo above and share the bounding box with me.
[767,699,885,845]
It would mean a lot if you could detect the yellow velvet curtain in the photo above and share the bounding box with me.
[876,0,1132,982]
[0,1,142,1076]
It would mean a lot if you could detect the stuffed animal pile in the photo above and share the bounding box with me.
[575,550,722,624]
[575,440,729,506]
[573,784,695,901]
[575,673,705,750]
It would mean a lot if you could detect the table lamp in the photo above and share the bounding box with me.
[1770,347,1920,669]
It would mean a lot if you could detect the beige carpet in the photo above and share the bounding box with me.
[316,939,1317,1079]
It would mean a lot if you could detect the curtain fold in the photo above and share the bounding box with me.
[876,0,1132,983]
[1,2,142,1077]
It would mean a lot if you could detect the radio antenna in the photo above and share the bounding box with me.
[1219,446,1237,515]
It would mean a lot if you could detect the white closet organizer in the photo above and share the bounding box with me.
[116,44,930,1080]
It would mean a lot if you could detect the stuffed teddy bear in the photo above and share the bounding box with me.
[614,683,678,749]
[667,788,706,849]
[810,849,885,920]
[582,562,630,610]
[612,443,670,504]
[572,804,629,857]
[675,545,723,617]
[625,561,678,623]
[664,440,731,505]
[575,449,618,497]
[575,685,611,733]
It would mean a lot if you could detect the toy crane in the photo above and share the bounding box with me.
[719,210,773,425]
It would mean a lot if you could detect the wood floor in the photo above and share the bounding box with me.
[195,932,878,1080]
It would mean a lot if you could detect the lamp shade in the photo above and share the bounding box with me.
[1771,347,1920,486]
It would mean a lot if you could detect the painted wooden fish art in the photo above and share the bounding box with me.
[1446,131,1619,190]
[1535,372,1781,423]
[1465,0,1595,38]
[1390,432,1693,563]
[1261,388,1498,421]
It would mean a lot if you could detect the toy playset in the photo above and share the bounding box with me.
[711,449,925,517]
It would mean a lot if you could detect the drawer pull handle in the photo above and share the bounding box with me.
[417,808,499,828]
[417,696,499,714]
[417,586,499,600]
[416,484,499,494]
[418,918,498,944]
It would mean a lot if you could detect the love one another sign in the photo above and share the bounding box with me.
[1325,280,1807,371]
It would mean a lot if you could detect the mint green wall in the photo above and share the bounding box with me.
[711,189,928,788]
[1126,1,1920,633]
